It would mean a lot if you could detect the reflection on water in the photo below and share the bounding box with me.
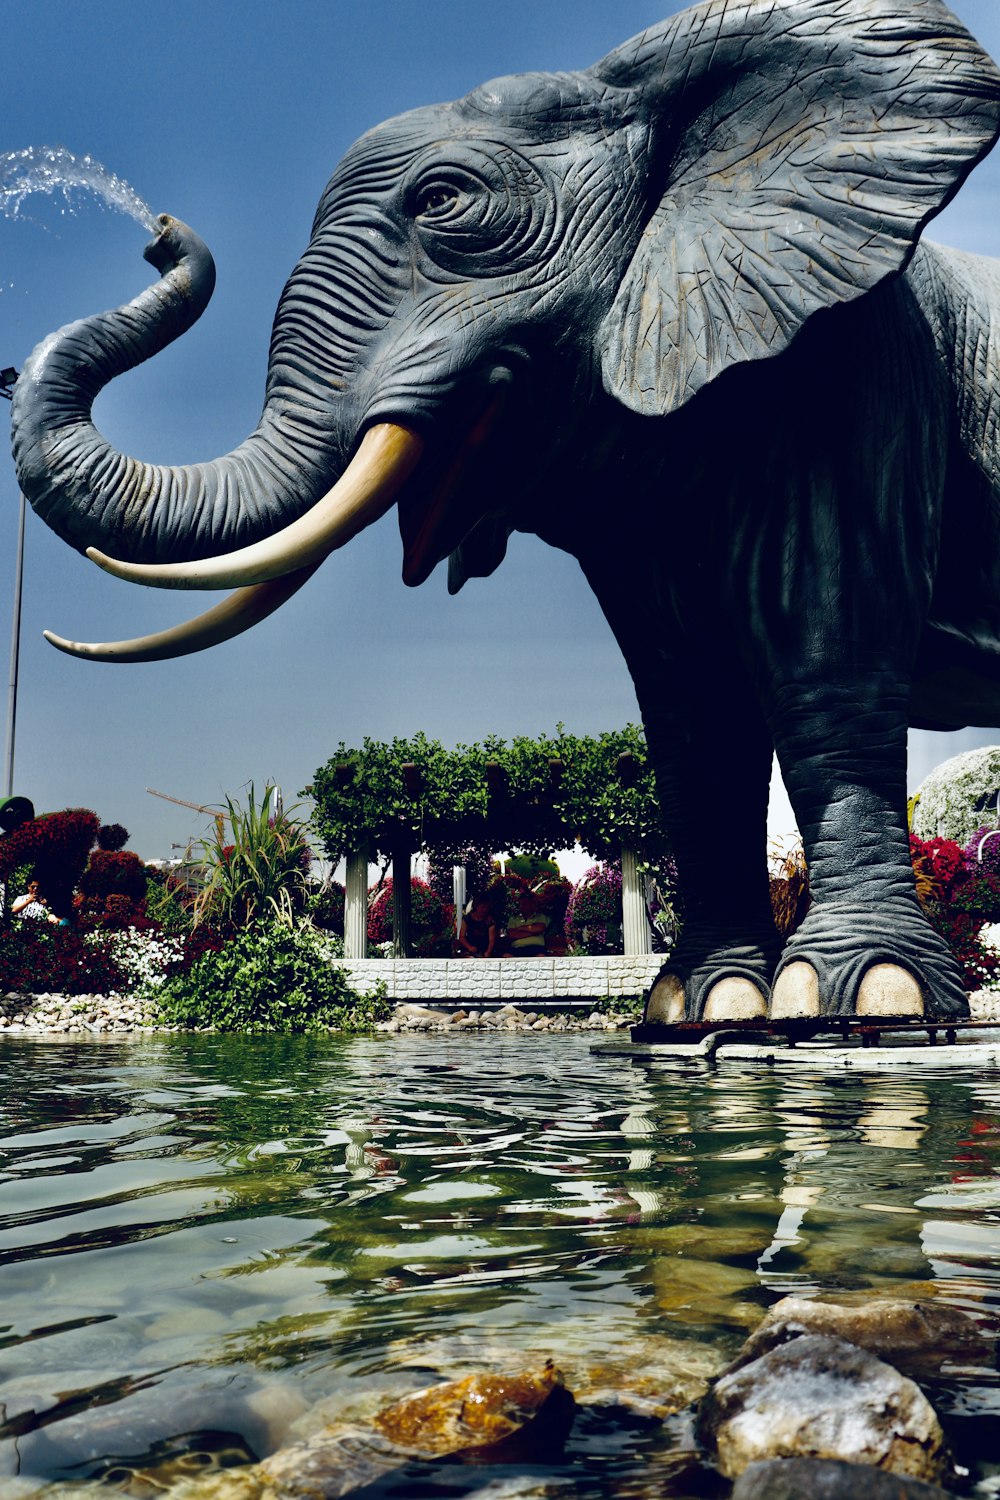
[0,1034,997,1496]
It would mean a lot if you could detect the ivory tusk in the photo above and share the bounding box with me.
[43,563,320,664]
[86,422,424,591]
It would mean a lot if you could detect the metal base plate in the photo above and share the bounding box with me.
[630,1016,1000,1048]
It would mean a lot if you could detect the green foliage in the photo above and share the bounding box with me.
[145,869,194,934]
[593,992,644,1018]
[195,783,312,929]
[506,853,560,883]
[155,922,388,1033]
[310,726,667,867]
[309,880,345,935]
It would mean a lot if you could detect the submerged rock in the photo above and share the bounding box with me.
[382,1330,724,1418]
[698,1334,951,1482]
[251,1361,575,1497]
[652,1252,766,1332]
[730,1457,961,1499]
[371,1360,575,1462]
[734,1293,997,1384]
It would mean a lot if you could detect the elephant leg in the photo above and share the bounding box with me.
[639,662,780,1023]
[765,672,968,1020]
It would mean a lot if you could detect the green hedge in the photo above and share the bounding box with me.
[309,726,667,868]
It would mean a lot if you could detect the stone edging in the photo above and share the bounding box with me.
[329,953,662,1002]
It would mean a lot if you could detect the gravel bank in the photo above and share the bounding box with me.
[0,992,637,1036]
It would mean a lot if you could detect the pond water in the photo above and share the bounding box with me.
[0,1033,998,1498]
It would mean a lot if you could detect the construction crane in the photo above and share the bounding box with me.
[146,787,227,845]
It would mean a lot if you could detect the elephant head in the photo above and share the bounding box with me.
[11,0,1000,661]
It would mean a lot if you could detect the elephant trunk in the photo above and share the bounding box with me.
[10,216,352,566]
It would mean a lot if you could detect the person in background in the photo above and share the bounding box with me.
[11,880,65,926]
[506,890,550,955]
[458,894,498,957]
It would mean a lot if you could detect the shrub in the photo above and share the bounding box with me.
[506,853,560,884]
[954,828,1000,921]
[566,863,623,954]
[770,845,811,938]
[144,869,195,934]
[427,846,495,905]
[100,926,187,994]
[310,880,345,935]
[194,783,312,929]
[154,923,388,1033]
[910,832,1000,991]
[367,878,454,956]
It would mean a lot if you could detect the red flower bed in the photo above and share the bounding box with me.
[910,833,1000,991]
[0,925,125,995]
[367,878,454,956]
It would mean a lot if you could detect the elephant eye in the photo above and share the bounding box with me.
[414,182,463,219]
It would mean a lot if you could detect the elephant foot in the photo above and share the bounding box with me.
[769,900,969,1020]
[644,932,776,1023]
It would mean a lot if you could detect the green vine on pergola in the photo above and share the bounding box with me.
[307,727,669,868]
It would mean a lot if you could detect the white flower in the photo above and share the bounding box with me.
[86,926,187,995]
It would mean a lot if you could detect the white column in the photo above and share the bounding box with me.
[452,865,466,937]
[344,849,368,959]
[621,843,650,955]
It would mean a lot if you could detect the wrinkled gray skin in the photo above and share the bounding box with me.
[12,0,1000,1019]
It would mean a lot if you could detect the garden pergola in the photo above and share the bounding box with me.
[308,729,667,959]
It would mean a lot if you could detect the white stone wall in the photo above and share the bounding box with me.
[329,955,662,1002]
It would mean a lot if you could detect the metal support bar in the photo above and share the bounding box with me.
[4,493,25,800]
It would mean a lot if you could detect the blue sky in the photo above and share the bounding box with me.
[3,0,1000,859]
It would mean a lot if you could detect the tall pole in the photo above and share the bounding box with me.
[4,491,24,800]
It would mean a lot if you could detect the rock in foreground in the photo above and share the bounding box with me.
[734,1293,996,1383]
[699,1334,951,1482]
[731,1456,961,1499]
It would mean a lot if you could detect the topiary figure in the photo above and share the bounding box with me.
[97,823,130,852]
[75,848,149,930]
[912,746,1000,847]
[0,809,100,919]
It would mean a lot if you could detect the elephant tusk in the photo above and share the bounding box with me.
[85,422,424,591]
[42,563,320,664]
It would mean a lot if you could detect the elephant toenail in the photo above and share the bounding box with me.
[703,977,767,1021]
[644,974,686,1023]
[856,964,924,1016]
[770,962,821,1019]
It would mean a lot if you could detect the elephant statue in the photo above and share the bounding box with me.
[11,0,1000,1024]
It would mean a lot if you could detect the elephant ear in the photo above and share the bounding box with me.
[593,0,1000,417]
